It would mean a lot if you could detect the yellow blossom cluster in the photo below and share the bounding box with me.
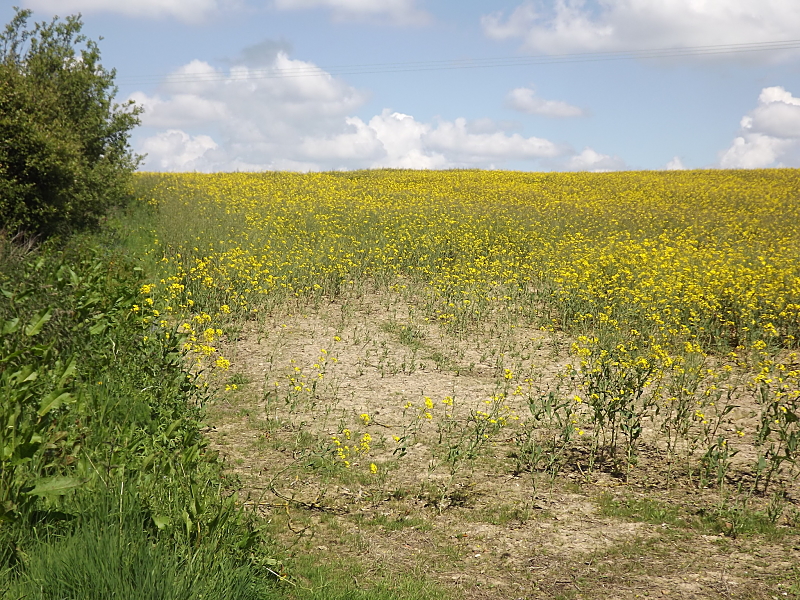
[331,429,372,468]
[134,169,800,356]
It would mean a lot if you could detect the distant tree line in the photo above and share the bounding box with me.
[0,7,141,238]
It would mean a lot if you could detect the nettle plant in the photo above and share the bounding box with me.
[0,308,80,520]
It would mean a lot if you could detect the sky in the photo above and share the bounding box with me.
[8,0,800,172]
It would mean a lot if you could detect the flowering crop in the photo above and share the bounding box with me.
[132,169,800,491]
[135,169,800,355]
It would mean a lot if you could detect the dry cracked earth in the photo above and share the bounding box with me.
[203,287,800,600]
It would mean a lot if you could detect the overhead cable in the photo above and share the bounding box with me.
[117,38,800,86]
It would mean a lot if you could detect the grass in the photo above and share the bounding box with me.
[595,493,692,528]
[475,502,535,526]
[0,229,275,597]
[352,512,431,532]
[5,489,266,600]
[596,492,799,539]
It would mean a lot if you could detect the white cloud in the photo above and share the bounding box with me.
[133,48,616,171]
[132,52,367,170]
[482,3,539,41]
[567,148,625,172]
[299,117,385,162]
[482,1,800,61]
[23,0,224,22]
[140,130,220,171]
[426,117,561,162]
[272,0,430,25]
[665,156,686,170]
[366,111,448,168]
[719,86,800,168]
[506,86,583,118]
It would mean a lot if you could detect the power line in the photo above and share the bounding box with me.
[117,39,800,87]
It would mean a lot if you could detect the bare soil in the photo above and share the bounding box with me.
[204,288,800,600]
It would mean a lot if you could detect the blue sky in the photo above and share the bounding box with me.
[9,1,800,172]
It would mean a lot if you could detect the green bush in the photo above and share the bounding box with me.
[0,231,283,598]
[0,8,141,237]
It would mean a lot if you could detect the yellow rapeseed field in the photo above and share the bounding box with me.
[131,168,800,507]
[135,169,800,355]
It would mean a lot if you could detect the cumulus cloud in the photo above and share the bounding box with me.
[426,117,561,162]
[23,0,225,22]
[365,111,448,168]
[665,156,686,170]
[506,86,583,118]
[481,1,800,61]
[132,46,616,171]
[132,51,366,171]
[272,0,430,25]
[719,86,800,168]
[140,130,220,171]
[566,148,625,172]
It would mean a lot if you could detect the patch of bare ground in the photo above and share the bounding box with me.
[204,289,800,600]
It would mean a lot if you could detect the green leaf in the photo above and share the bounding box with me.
[1,317,20,334]
[88,320,107,335]
[57,356,77,388]
[182,509,193,536]
[152,515,171,530]
[756,455,767,472]
[38,391,73,417]
[9,365,37,384]
[25,476,81,497]
[0,350,24,364]
[238,531,257,551]
[785,410,799,424]
[140,453,157,472]
[165,418,182,438]
[24,308,52,336]
[14,442,38,461]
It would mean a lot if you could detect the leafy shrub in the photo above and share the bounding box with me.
[0,8,141,237]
